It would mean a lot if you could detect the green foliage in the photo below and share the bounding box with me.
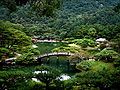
[15,0,29,6]
[0,71,31,89]
[111,35,120,52]
[21,45,40,54]
[96,48,118,56]
[113,57,120,67]
[64,78,77,90]
[65,62,120,90]
[0,48,10,60]
[52,46,80,53]
[113,2,120,13]
[0,71,29,79]
[52,43,90,61]
[0,20,32,60]
[73,68,120,90]
[0,0,120,89]
[76,60,113,72]
[16,45,40,64]
[31,0,61,16]
[88,27,97,37]
[17,52,34,64]
[30,81,45,90]
[34,66,61,89]
[0,48,9,54]
[0,0,17,12]
[0,20,32,48]
[72,38,95,48]
[1,0,120,40]
[34,65,61,75]
[95,48,118,62]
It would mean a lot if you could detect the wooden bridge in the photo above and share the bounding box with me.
[37,52,74,59]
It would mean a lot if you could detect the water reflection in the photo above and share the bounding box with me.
[32,71,71,82]
[32,78,40,82]
[34,71,48,74]
[57,74,71,81]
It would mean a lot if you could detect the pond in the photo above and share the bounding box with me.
[57,74,71,81]
[36,42,67,54]
[35,42,78,76]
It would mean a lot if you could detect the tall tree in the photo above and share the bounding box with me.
[31,0,62,16]
[0,20,32,60]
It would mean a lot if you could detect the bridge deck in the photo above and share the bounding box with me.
[38,52,74,59]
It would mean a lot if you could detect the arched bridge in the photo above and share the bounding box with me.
[37,52,74,59]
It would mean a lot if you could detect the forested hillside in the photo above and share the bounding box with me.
[0,0,120,39]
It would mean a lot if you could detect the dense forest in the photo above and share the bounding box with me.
[0,0,120,90]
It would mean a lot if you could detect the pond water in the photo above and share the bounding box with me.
[32,42,76,82]
[57,74,71,81]
[36,42,67,54]
[34,70,48,74]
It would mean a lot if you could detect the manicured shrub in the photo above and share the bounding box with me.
[72,38,95,48]
[76,60,113,72]
[95,48,118,62]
